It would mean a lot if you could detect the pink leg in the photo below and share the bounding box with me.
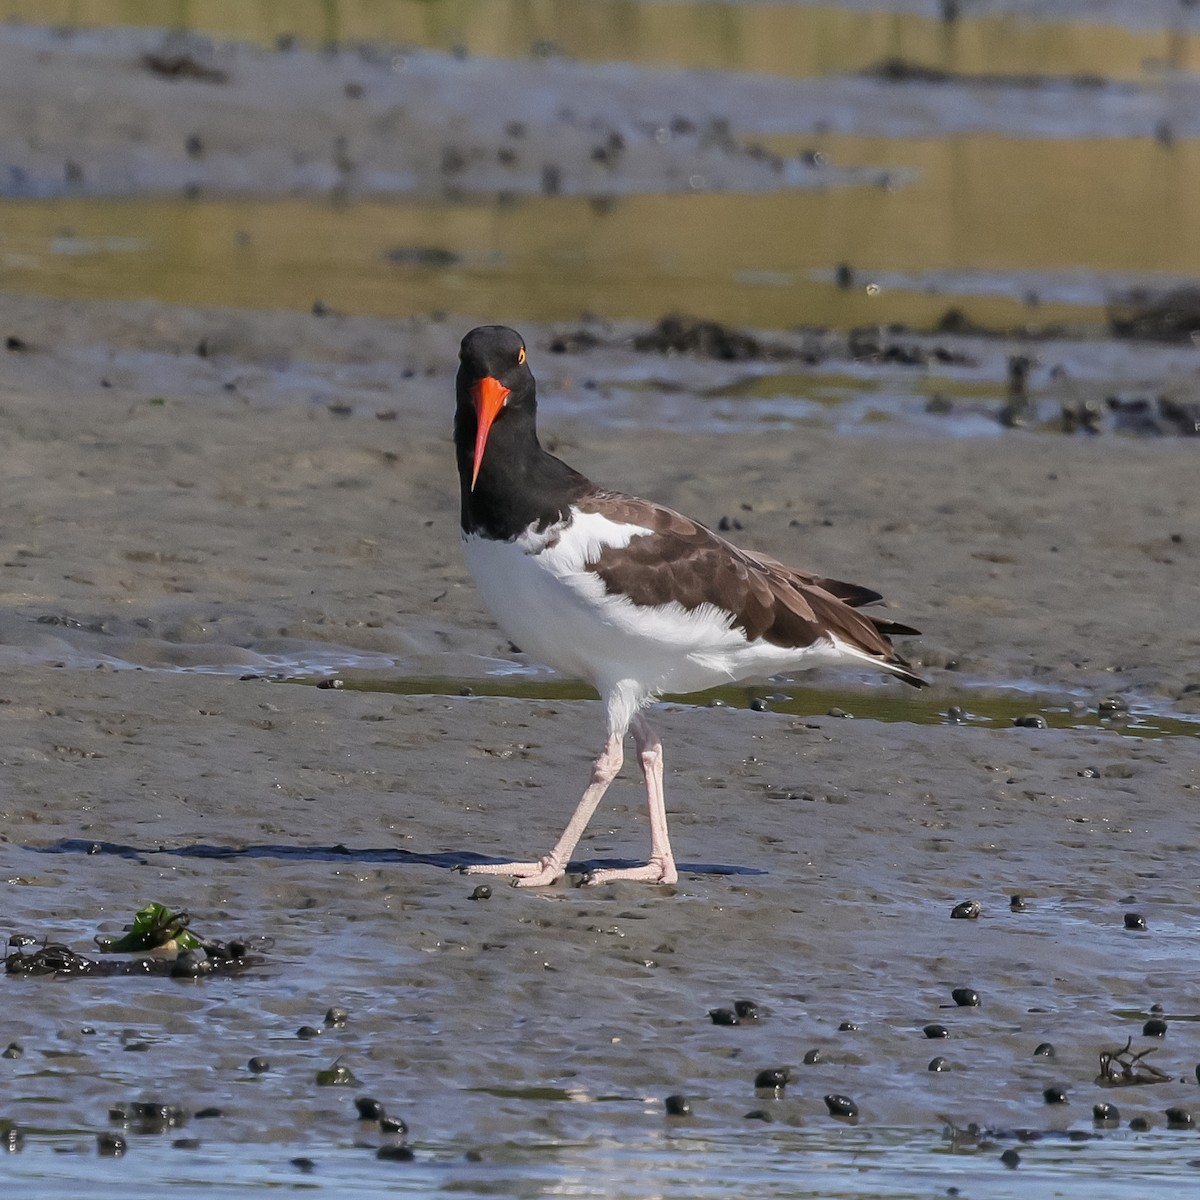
[584,714,678,886]
[463,732,624,887]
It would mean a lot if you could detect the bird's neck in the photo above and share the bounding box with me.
[456,407,590,540]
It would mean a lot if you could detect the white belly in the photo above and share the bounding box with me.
[463,510,840,699]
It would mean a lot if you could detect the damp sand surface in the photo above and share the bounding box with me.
[0,295,1198,1197]
[2,3,1200,1194]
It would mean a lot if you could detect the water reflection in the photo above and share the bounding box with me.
[3,132,1199,331]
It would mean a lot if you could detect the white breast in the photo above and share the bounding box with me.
[463,508,845,700]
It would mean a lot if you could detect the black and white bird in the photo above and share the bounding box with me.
[455,324,925,886]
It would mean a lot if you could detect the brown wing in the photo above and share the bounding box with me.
[580,491,926,687]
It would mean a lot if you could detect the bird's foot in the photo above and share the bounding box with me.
[460,856,565,887]
[582,858,678,886]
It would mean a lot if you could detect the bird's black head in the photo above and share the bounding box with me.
[455,325,537,492]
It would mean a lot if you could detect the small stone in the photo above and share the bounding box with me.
[355,1096,385,1121]
[290,1157,316,1173]
[1013,714,1047,729]
[951,988,980,1007]
[1093,1102,1119,1124]
[469,885,492,901]
[664,1094,692,1116]
[754,1068,791,1090]
[1000,1148,1020,1169]
[950,900,981,920]
[803,1049,823,1064]
[297,1025,322,1039]
[709,1008,739,1026]
[1098,696,1130,717]
[826,707,851,719]
[1034,1042,1055,1058]
[743,1109,773,1122]
[2,1043,23,1059]
[1043,1086,1068,1105]
[3,1127,24,1152]
[1124,912,1148,931]
[1009,894,1027,911]
[324,1007,349,1027]
[194,1108,223,1119]
[824,1093,858,1120]
[749,697,769,713]
[838,1021,859,1032]
[380,1116,408,1135]
[247,1056,270,1073]
[376,1145,415,1161]
[944,705,967,723]
[1144,1018,1168,1038]
[1166,1107,1194,1130]
[1129,1116,1150,1131]
[924,1024,950,1039]
[733,1000,760,1021]
[96,1132,127,1157]
[928,1056,949,1072]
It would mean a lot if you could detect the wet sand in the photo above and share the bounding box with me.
[1,293,1199,1191]
[2,6,1200,1193]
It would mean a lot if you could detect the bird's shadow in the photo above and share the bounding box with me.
[25,838,766,877]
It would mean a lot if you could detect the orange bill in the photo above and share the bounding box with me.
[470,376,511,490]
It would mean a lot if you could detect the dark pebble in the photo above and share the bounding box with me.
[1034,1043,1056,1058]
[950,900,981,920]
[172,1137,202,1150]
[5,335,29,352]
[1166,1107,1195,1130]
[1195,1064,1200,1085]
[170,951,203,978]
[928,1056,949,1072]
[824,1094,858,1120]
[469,885,492,901]
[749,697,769,713]
[194,1108,223,1119]
[376,1145,415,1161]
[923,1024,950,1039]
[802,1049,823,1065]
[826,707,851,719]
[744,1109,773,1122]
[664,1094,692,1116]
[733,999,760,1021]
[709,1008,739,1026]
[716,515,743,532]
[944,705,967,723]
[1144,1018,1168,1038]
[1130,1116,1151,1131]
[108,1104,131,1122]
[754,1068,790,1090]
[1043,1086,1069,1105]
[3,1128,25,1152]
[97,1132,127,1157]
[8,933,36,947]
[1093,1102,1120,1125]
[1010,894,1027,911]
[316,677,343,689]
[297,1026,322,1039]
[1124,912,1148,931]
[838,1021,859,1032]
[355,1096,386,1121]
[247,1056,270,1073]
[951,987,980,1007]
[1013,714,1047,728]
[1000,1148,1020,1169]
[290,1157,316,1173]
[324,1007,348,1027]
[1099,696,1130,717]
[380,1116,408,1135]
[2,1043,23,1059]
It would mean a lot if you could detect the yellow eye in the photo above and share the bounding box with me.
[517,346,526,365]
